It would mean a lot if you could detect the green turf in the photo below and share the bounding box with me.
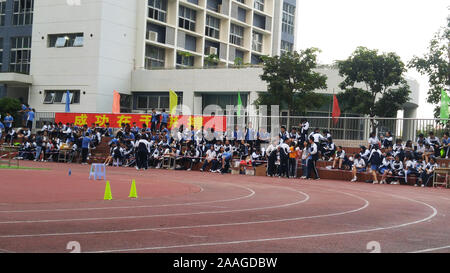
[0,165,51,170]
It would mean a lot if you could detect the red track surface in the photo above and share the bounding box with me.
[0,161,449,253]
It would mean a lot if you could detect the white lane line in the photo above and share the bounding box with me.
[0,248,14,253]
[410,245,450,253]
[87,191,438,253]
[0,187,308,225]
[0,183,253,214]
[0,190,366,238]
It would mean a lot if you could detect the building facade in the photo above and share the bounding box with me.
[0,0,419,122]
[0,0,33,100]
[0,0,299,115]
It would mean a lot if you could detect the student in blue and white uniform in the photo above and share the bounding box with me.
[368,144,382,184]
[160,109,169,130]
[418,156,438,187]
[3,113,13,129]
[404,155,420,186]
[306,136,320,180]
[350,154,366,182]
[427,131,441,157]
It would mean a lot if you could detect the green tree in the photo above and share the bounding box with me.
[408,17,449,118]
[336,47,411,130]
[0,97,21,125]
[256,48,328,115]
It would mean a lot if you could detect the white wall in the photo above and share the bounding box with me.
[29,0,137,113]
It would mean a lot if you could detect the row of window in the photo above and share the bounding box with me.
[43,90,81,104]
[0,0,34,26]
[282,3,295,35]
[136,92,183,110]
[48,33,84,48]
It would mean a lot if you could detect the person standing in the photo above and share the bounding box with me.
[4,113,14,129]
[81,133,91,165]
[26,108,35,130]
[34,131,44,161]
[160,109,169,130]
[306,136,320,180]
[135,135,150,170]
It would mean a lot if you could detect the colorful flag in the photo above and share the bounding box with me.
[169,90,178,115]
[237,92,242,116]
[440,89,449,120]
[332,95,341,125]
[112,90,121,114]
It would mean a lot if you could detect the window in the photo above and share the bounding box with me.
[0,0,6,26]
[254,0,264,11]
[48,33,84,48]
[13,0,34,26]
[135,92,183,110]
[280,40,293,55]
[205,15,220,39]
[176,52,195,68]
[10,36,31,74]
[236,0,245,4]
[43,90,80,104]
[145,45,165,69]
[179,6,196,31]
[282,3,295,35]
[229,24,244,46]
[148,0,167,22]
[252,32,263,52]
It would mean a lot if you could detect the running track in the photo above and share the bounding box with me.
[0,161,449,253]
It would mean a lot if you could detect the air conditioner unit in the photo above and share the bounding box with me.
[148,31,158,42]
[207,46,218,55]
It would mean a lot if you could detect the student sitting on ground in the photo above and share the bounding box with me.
[422,143,434,164]
[441,132,449,158]
[417,156,438,187]
[200,145,216,172]
[322,137,335,161]
[404,155,420,186]
[332,146,350,170]
[427,131,441,157]
[379,153,393,184]
[384,154,404,185]
[350,154,366,182]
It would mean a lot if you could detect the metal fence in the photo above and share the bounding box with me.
[33,111,447,142]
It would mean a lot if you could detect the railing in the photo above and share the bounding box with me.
[32,112,447,142]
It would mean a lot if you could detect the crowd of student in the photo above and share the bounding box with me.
[331,131,449,187]
[1,111,448,187]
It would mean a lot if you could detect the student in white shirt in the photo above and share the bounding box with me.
[200,145,216,172]
[351,154,366,182]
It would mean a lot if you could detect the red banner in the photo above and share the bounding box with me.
[54,113,227,131]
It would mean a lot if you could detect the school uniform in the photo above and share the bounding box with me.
[81,136,91,163]
[135,139,150,170]
[300,122,309,144]
[306,142,320,179]
[278,143,290,177]
[368,149,382,171]
[419,161,438,187]
[266,144,278,176]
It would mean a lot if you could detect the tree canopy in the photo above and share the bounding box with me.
[336,47,411,122]
[408,17,449,118]
[256,48,328,115]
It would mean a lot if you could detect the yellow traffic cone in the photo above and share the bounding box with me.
[129,179,138,198]
[104,181,113,200]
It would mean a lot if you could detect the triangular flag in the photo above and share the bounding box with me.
[237,92,242,116]
[440,89,449,121]
[169,90,178,115]
[104,181,112,200]
[112,90,121,114]
[332,95,341,125]
[129,179,138,198]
